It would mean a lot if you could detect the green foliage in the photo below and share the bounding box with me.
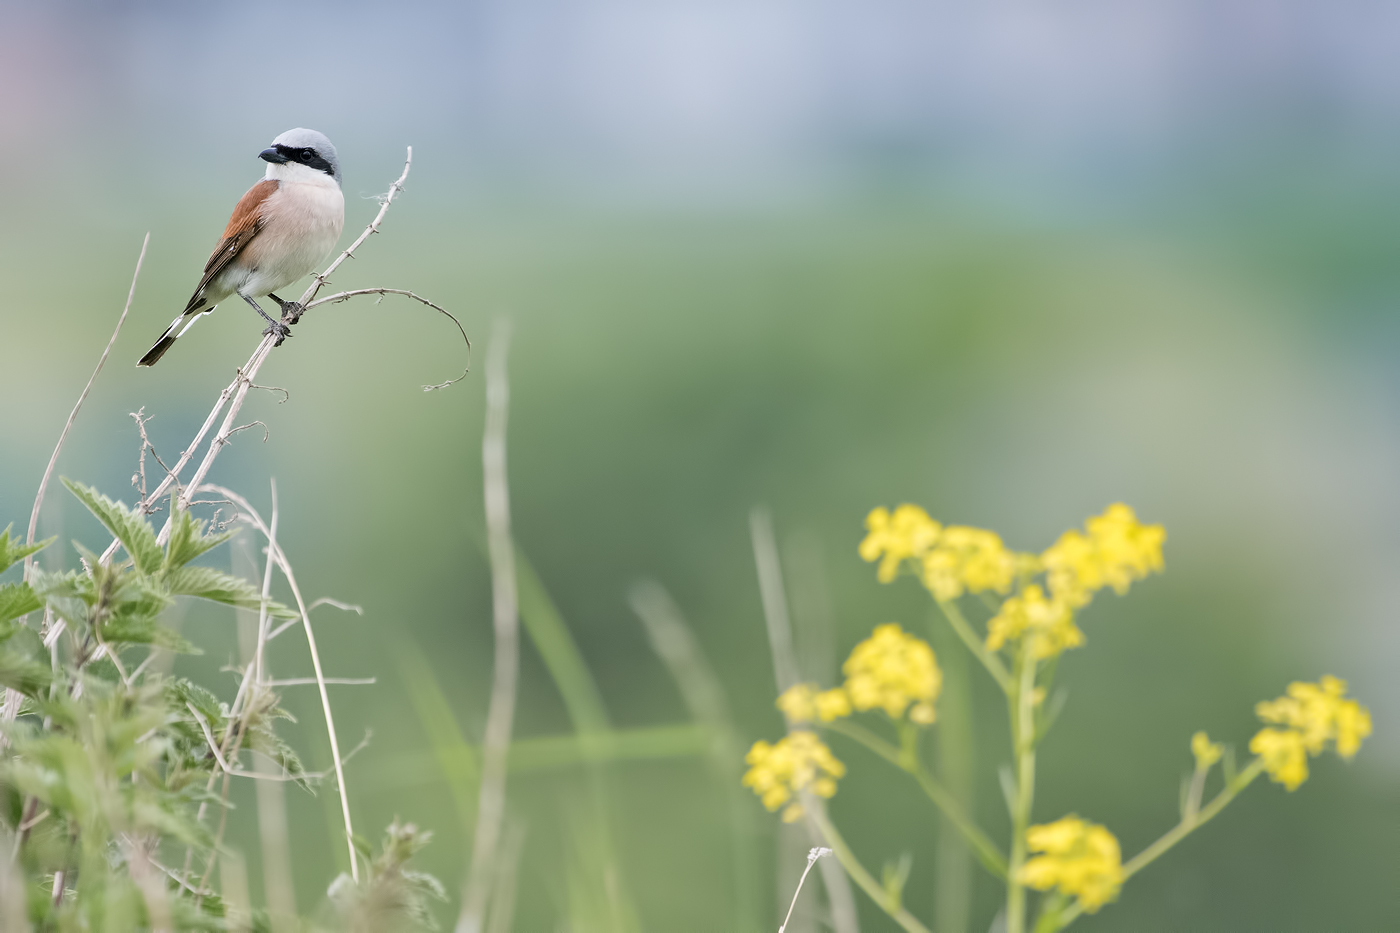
[324,821,446,933]
[0,482,441,932]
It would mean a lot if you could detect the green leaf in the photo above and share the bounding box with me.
[101,612,200,654]
[0,627,51,697]
[164,504,235,572]
[0,582,41,626]
[245,723,311,790]
[62,479,162,575]
[0,524,53,575]
[163,566,297,619]
[30,567,94,629]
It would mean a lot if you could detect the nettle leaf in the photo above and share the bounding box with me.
[101,613,199,654]
[164,566,297,619]
[0,525,53,575]
[0,627,52,697]
[164,504,235,573]
[246,723,311,790]
[167,679,224,726]
[30,567,94,629]
[62,479,162,575]
[0,582,42,626]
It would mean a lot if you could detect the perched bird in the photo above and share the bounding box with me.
[137,128,346,366]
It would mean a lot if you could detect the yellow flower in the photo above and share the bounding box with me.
[1249,727,1309,791]
[920,525,1016,601]
[1019,815,1124,913]
[742,731,846,821]
[1251,677,1371,790]
[841,623,941,722]
[1191,731,1223,770]
[776,683,852,724]
[985,584,1083,658]
[859,505,941,582]
[1255,676,1372,758]
[1042,504,1165,608]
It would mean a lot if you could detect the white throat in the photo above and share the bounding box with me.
[265,160,340,188]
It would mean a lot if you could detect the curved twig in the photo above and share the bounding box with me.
[304,287,471,391]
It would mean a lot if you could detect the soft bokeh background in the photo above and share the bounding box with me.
[2,1,1397,930]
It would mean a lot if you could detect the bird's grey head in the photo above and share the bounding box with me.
[258,128,341,184]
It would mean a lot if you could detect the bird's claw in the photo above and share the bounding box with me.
[282,301,306,325]
[263,321,293,346]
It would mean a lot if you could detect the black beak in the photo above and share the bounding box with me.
[259,147,288,164]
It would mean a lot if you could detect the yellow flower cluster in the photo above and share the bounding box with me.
[1191,731,1224,770]
[742,731,846,822]
[1250,677,1371,791]
[985,584,1084,659]
[777,624,941,726]
[859,506,1017,600]
[1018,815,1124,913]
[777,682,852,724]
[842,623,941,723]
[859,505,941,583]
[1041,504,1165,608]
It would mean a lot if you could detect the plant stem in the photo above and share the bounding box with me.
[1052,758,1266,930]
[936,598,1011,693]
[807,802,933,933]
[826,719,1007,878]
[1005,644,1038,933]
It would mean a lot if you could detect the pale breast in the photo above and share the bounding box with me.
[235,180,346,297]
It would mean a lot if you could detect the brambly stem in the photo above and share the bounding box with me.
[806,801,933,933]
[936,598,1011,693]
[1005,643,1038,933]
[1050,758,1267,930]
[825,719,1008,879]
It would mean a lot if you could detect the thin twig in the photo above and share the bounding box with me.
[26,233,149,576]
[781,848,832,933]
[202,485,360,881]
[457,321,519,933]
[302,288,470,390]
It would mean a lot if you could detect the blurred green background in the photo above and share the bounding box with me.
[1,1,1397,930]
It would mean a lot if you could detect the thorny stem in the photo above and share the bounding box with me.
[1050,759,1267,931]
[824,719,1007,878]
[806,801,933,933]
[1005,644,1038,933]
[936,598,1011,693]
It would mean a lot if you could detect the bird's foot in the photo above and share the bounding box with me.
[262,321,293,347]
[268,294,306,325]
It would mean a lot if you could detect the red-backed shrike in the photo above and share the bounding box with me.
[137,128,346,366]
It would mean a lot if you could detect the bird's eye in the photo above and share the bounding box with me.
[302,149,316,161]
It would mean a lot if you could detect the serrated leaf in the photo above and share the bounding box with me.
[0,525,53,576]
[0,644,52,694]
[164,504,236,572]
[246,723,311,790]
[167,679,224,725]
[163,566,297,619]
[0,582,41,626]
[101,613,200,654]
[62,479,162,575]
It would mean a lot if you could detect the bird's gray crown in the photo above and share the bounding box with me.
[270,128,340,182]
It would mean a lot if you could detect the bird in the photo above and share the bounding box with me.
[137,128,346,366]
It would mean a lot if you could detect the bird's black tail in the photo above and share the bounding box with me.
[137,333,179,367]
[137,309,205,367]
